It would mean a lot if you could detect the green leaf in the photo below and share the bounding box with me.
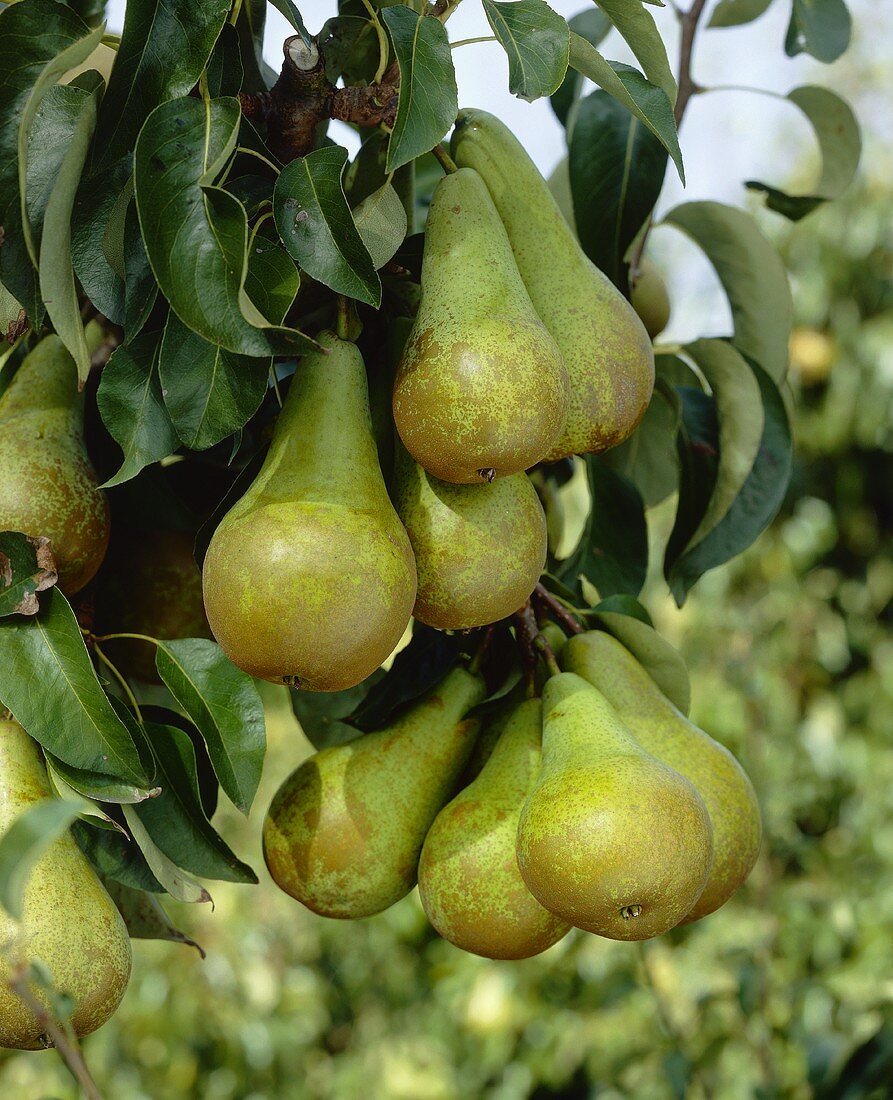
[121,804,212,904]
[568,89,667,285]
[46,753,158,805]
[708,0,775,28]
[352,182,409,270]
[602,375,680,507]
[159,313,270,452]
[556,457,648,599]
[97,330,179,487]
[45,760,130,831]
[381,6,458,173]
[0,799,85,918]
[591,0,677,103]
[102,878,205,955]
[550,9,611,127]
[589,611,691,714]
[274,146,381,306]
[482,0,570,102]
[244,233,301,325]
[207,24,245,97]
[234,0,277,92]
[785,0,851,63]
[73,819,163,894]
[266,0,312,45]
[132,723,257,883]
[123,200,158,341]
[154,639,266,815]
[0,532,57,618]
[322,14,381,86]
[0,589,150,784]
[568,37,683,181]
[290,677,381,750]
[661,201,792,383]
[134,96,316,355]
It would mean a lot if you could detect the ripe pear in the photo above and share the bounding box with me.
[0,720,131,1050]
[392,441,546,630]
[0,335,109,593]
[516,673,713,940]
[451,110,654,462]
[630,258,671,340]
[419,698,570,959]
[263,667,485,918]
[392,167,569,483]
[561,631,761,922]
[95,528,211,683]
[202,333,417,691]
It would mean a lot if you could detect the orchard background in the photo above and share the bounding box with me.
[0,0,891,1096]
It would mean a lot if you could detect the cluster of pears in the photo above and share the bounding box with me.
[202,110,655,694]
[263,628,761,959]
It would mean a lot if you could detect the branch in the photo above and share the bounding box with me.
[532,583,584,635]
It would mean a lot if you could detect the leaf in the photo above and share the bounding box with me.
[102,878,205,956]
[133,723,257,883]
[322,14,381,86]
[568,89,667,285]
[482,0,570,102]
[123,200,158,340]
[556,457,648,599]
[589,611,691,714]
[568,38,683,182]
[708,0,775,28]
[662,201,792,382]
[97,330,179,487]
[134,96,316,355]
[207,24,244,98]
[591,0,677,103]
[550,9,612,127]
[0,799,84,919]
[121,805,211,904]
[0,589,150,784]
[73,819,163,893]
[785,0,851,63]
[352,182,408,270]
[381,5,458,173]
[45,753,158,805]
[154,639,266,814]
[244,233,301,325]
[45,760,130,831]
[159,313,270,452]
[194,445,268,568]
[663,387,719,573]
[290,674,385,751]
[265,0,312,45]
[0,533,57,618]
[746,85,860,219]
[602,376,680,507]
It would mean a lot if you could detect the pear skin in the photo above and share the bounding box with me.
[516,673,713,940]
[392,167,569,483]
[451,110,654,462]
[0,720,131,1050]
[0,336,109,593]
[392,442,546,630]
[419,698,570,959]
[202,333,417,691]
[631,258,671,340]
[262,667,485,919]
[561,631,761,922]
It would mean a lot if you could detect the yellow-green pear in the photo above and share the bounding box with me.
[0,336,109,593]
[392,167,569,483]
[202,333,417,691]
[630,258,671,340]
[392,441,546,629]
[419,698,570,959]
[561,631,761,922]
[263,667,485,919]
[452,110,654,462]
[516,673,713,940]
[0,720,131,1050]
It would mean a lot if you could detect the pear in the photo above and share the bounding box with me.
[419,698,570,959]
[516,673,713,940]
[392,441,546,630]
[202,333,417,691]
[451,110,654,462]
[0,335,109,593]
[392,167,569,483]
[561,631,761,922]
[630,258,671,340]
[263,667,485,919]
[0,720,131,1050]
[95,528,211,683]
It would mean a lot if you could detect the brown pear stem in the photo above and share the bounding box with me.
[532,583,584,635]
[468,623,497,675]
[431,143,459,174]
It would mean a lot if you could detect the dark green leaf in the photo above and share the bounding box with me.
[482,0,570,102]
[381,5,458,173]
[123,200,158,340]
[207,24,244,97]
[70,160,130,322]
[121,804,212,904]
[352,182,408,270]
[550,9,611,126]
[602,376,680,507]
[194,446,268,569]
[592,0,677,103]
[785,0,851,63]
[244,233,301,324]
[321,15,381,86]
[589,593,652,625]
[743,184,824,221]
[0,532,57,617]
[266,0,311,45]
[73,819,164,894]
[708,0,774,28]
[290,673,385,751]
[46,753,159,805]
[102,878,205,955]
[234,0,277,92]
[663,387,719,576]
[0,799,84,918]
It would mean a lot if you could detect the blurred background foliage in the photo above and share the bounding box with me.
[4,47,893,1100]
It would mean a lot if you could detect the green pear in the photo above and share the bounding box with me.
[392,167,569,483]
[419,698,570,959]
[263,667,485,919]
[392,441,546,630]
[202,333,417,691]
[561,631,761,922]
[451,110,654,462]
[0,720,131,1050]
[630,258,671,340]
[95,528,211,683]
[0,335,109,593]
[516,673,713,940]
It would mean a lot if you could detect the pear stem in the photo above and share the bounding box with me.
[468,623,497,675]
[532,583,584,635]
[534,634,561,678]
[431,144,458,174]
[336,295,351,340]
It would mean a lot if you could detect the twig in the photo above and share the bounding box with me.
[468,624,497,676]
[92,642,143,724]
[513,602,540,695]
[532,583,584,635]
